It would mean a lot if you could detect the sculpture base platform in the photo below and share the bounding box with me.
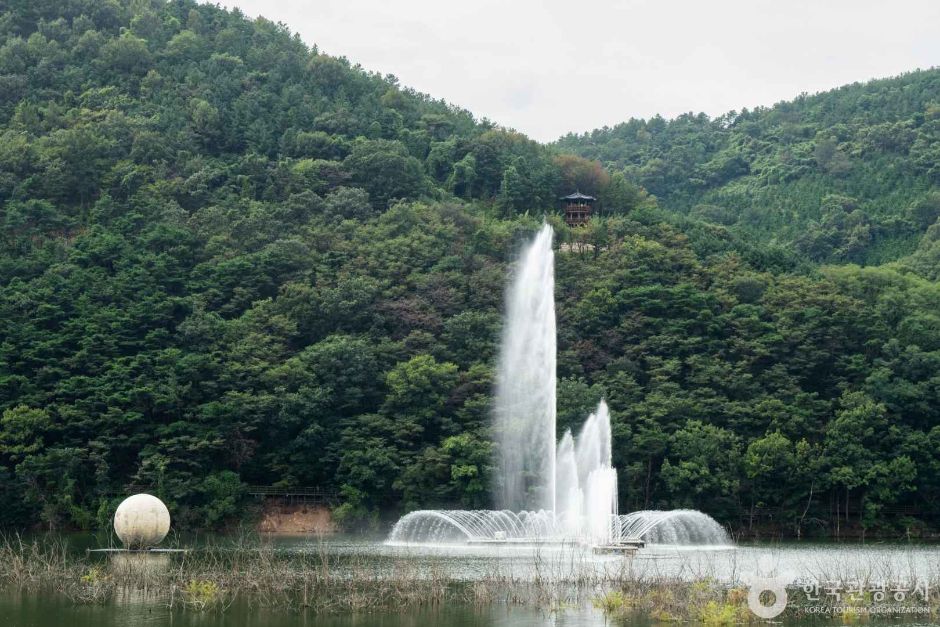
[87,548,188,554]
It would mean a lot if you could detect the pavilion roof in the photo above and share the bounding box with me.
[561,191,596,201]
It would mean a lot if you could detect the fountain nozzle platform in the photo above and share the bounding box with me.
[593,539,645,555]
[463,537,646,554]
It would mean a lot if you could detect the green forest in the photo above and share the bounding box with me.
[0,0,939,538]
[557,71,940,268]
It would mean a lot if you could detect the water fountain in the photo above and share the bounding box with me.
[387,224,730,549]
[493,224,557,514]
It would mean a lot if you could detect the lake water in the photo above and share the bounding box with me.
[0,595,631,627]
[2,536,939,626]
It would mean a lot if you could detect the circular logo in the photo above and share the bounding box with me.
[747,578,789,619]
[746,554,791,619]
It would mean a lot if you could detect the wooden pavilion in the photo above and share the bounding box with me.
[561,191,595,227]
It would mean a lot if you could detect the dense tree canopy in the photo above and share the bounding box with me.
[0,0,938,538]
[557,72,940,267]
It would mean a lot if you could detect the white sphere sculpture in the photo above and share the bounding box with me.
[113,493,171,549]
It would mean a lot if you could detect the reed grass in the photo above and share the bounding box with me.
[0,533,462,612]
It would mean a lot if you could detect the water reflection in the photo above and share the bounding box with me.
[0,593,617,627]
[108,552,172,574]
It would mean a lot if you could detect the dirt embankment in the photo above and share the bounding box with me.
[257,500,336,534]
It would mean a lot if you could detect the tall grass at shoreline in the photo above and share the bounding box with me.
[0,533,457,612]
[0,534,937,622]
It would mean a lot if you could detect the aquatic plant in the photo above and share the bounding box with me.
[183,579,223,611]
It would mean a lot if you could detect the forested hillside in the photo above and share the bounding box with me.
[1,0,939,538]
[558,71,940,267]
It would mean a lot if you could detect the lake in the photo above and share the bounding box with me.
[1,536,938,626]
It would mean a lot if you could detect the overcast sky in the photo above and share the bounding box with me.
[217,0,940,142]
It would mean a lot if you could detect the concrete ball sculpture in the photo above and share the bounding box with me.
[113,494,171,549]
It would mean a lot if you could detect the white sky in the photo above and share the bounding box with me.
[217,0,940,142]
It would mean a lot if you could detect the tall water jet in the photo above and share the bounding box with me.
[555,400,618,543]
[554,431,581,534]
[575,401,612,485]
[579,402,617,543]
[493,224,557,513]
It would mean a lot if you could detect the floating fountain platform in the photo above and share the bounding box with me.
[593,539,645,555]
[462,530,645,551]
[466,538,573,547]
